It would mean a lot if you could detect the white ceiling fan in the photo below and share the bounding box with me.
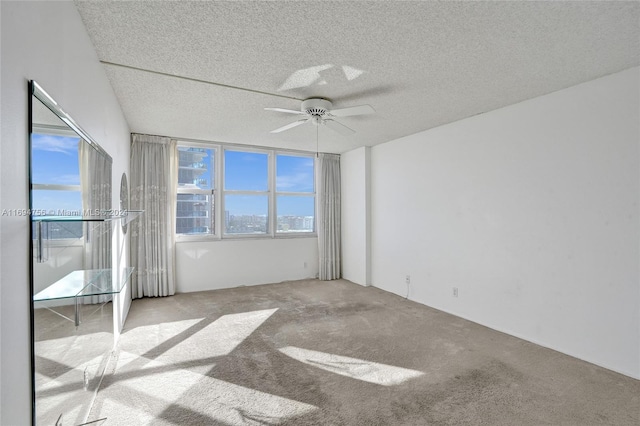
[265,98,375,136]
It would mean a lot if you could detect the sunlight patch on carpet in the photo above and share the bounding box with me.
[184,308,278,357]
[279,346,424,386]
[95,351,317,425]
[120,309,279,367]
[110,352,206,401]
[120,318,204,353]
[154,308,279,364]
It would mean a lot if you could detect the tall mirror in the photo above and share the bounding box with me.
[29,81,115,426]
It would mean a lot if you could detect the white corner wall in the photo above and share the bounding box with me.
[364,67,639,379]
[1,2,131,423]
[341,147,371,286]
[175,238,319,293]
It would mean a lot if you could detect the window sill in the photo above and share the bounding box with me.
[176,233,317,243]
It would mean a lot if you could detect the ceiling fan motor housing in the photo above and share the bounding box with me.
[302,98,332,117]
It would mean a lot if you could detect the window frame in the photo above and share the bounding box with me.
[175,140,317,241]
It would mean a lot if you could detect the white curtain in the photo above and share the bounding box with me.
[317,153,341,280]
[130,134,177,298]
[79,140,112,302]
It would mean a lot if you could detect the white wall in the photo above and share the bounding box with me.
[360,67,639,379]
[0,2,130,423]
[175,238,319,293]
[341,147,371,286]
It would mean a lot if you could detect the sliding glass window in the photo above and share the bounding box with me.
[276,154,315,233]
[175,142,316,239]
[176,145,216,235]
[223,149,269,236]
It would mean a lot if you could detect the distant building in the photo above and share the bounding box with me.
[177,148,211,234]
[277,215,314,232]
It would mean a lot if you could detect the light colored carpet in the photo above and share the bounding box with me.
[87,279,639,425]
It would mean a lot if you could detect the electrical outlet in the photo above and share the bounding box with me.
[453,287,458,297]
[405,275,411,284]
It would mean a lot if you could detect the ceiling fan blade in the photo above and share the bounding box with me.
[324,119,355,136]
[329,104,375,117]
[264,107,305,115]
[270,119,308,133]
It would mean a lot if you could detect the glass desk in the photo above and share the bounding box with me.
[34,267,134,327]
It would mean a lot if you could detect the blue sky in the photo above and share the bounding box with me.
[31,133,83,213]
[274,154,314,217]
[275,155,315,193]
[31,134,81,185]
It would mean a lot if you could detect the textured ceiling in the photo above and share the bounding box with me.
[75,1,639,154]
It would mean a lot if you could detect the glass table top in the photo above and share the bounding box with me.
[34,267,134,301]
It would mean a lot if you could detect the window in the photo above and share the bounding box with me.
[276,154,315,233]
[175,143,315,239]
[31,130,83,239]
[176,146,215,235]
[224,150,269,235]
